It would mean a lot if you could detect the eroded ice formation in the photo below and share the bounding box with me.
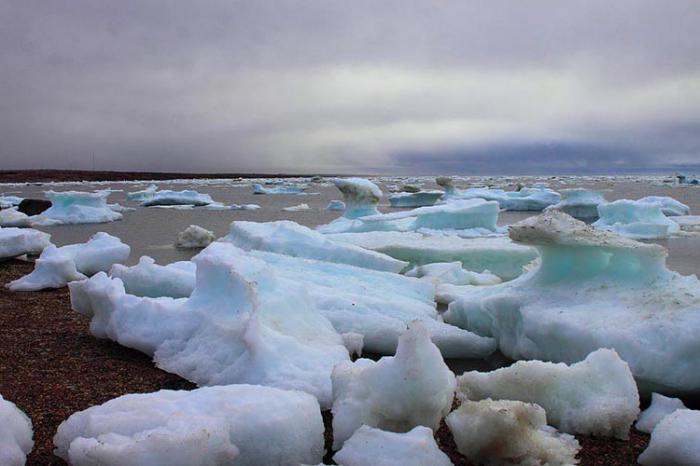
[69,242,349,407]
[32,190,122,225]
[635,393,686,434]
[0,227,50,259]
[142,190,214,207]
[593,199,680,239]
[638,409,700,466]
[7,245,86,291]
[333,426,453,466]
[175,225,214,248]
[446,399,580,466]
[331,322,456,449]
[457,348,639,438]
[388,190,443,208]
[53,385,324,466]
[547,188,606,219]
[638,195,690,216]
[0,395,34,466]
[443,210,700,395]
[110,256,196,298]
[329,178,382,219]
[223,220,408,273]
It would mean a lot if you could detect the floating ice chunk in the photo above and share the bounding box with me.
[326,200,346,211]
[0,227,51,259]
[638,196,690,216]
[223,220,408,273]
[447,186,561,211]
[0,208,31,227]
[31,190,122,225]
[331,322,456,449]
[71,242,349,407]
[443,210,700,395]
[547,188,606,219]
[636,393,686,434]
[446,399,580,466]
[405,262,502,287]
[54,385,324,466]
[0,395,34,466]
[126,184,157,202]
[7,246,86,291]
[328,231,536,280]
[59,232,130,276]
[175,225,214,248]
[638,409,700,466]
[675,215,700,232]
[594,199,680,239]
[388,191,443,208]
[457,348,639,438]
[332,178,382,219]
[110,257,195,298]
[333,426,453,466]
[435,176,456,196]
[253,183,306,194]
[142,190,213,207]
[0,195,23,208]
[283,203,310,212]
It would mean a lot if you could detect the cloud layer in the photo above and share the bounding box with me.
[2,1,699,174]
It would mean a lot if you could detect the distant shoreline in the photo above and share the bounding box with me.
[0,170,351,184]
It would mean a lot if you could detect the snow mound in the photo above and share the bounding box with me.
[32,190,122,225]
[175,225,214,248]
[142,190,213,207]
[388,191,443,208]
[7,246,86,291]
[443,210,700,395]
[328,231,536,280]
[638,196,690,216]
[446,399,580,466]
[547,188,606,219]
[331,178,382,219]
[110,256,195,298]
[253,183,306,194]
[54,385,324,466]
[638,409,700,466]
[70,242,349,407]
[0,227,51,259]
[331,322,456,449]
[0,395,34,466]
[636,393,686,434]
[223,220,408,273]
[457,348,639,438]
[594,199,680,239]
[334,426,453,466]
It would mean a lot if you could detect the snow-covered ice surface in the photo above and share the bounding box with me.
[70,242,349,408]
[331,322,456,449]
[253,183,306,194]
[333,426,453,466]
[457,348,639,438]
[58,232,130,276]
[7,245,86,291]
[547,188,606,219]
[31,190,123,225]
[593,199,680,239]
[405,262,502,287]
[638,195,690,216]
[110,256,195,298]
[444,210,700,395]
[446,399,580,466]
[635,393,686,434]
[142,190,213,207]
[0,227,51,260]
[328,231,536,280]
[175,225,214,248]
[388,190,443,208]
[53,385,324,466]
[222,220,408,273]
[0,395,34,466]
[637,409,700,466]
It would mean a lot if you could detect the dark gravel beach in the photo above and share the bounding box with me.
[0,258,652,465]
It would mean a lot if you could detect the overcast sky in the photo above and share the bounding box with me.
[2,1,699,174]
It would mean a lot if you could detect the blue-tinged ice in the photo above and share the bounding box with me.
[637,196,690,216]
[31,190,123,225]
[252,183,306,194]
[593,199,680,239]
[388,190,443,208]
[443,182,561,211]
[0,227,50,260]
[547,188,606,220]
[142,190,213,207]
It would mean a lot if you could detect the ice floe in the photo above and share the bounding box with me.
[0,227,51,260]
[142,190,213,207]
[638,195,690,216]
[331,178,382,219]
[446,185,561,211]
[0,395,33,466]
[388,190,443,208]
[326,200,346,211]
[331,322,456,449]
[446,399,580,466]
[593,199,680,239]
[31,190,123,225]
[110,256,196,298]
[638,409,700,466]
[443,210,700,395]
[283,203,310,212]
[0,208,31,227]
[126,184,158,202]
[636,393,686,434]
[546,188,606,219]
[0,195,23,209]
[175,225,214,248]
[333,426,453,466]
[253,183,306,194]
[53,385,324,466]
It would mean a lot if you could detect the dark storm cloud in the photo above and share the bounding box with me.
[1,1,698,173]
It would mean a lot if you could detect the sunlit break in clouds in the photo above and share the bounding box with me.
[1,0,699,174]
